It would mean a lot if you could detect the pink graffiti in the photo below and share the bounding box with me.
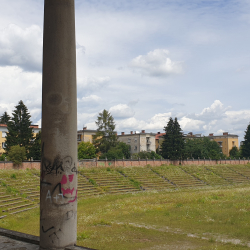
[69,190,77,203]
[61,175,67,185]
[68,174,74,182]
[61,187,74,195]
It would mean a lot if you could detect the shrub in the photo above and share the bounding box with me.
[0,153,7,161]
[7,145,26,166]
[78,141,97,159]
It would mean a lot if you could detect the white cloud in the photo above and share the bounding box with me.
[179,117,204,131]
[116,112,172,131]
[109,104,135,119]
[80,95,101,103]
[129,49,183,77]
[0,24,42,72]
[193,100,231,121]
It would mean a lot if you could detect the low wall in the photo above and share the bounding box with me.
[0,158,250,170]
[0,161,40,170]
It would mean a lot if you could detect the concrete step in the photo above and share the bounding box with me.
[3,203,34,212]
[10,205,38,215]
[0,200,27,208]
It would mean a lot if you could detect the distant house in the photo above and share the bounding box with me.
[0,124,8,155]
[117,130,156,154]
[155,132,165,152]
[207,132,239,157]
[77,127,98,144]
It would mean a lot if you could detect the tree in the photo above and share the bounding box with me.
[28,131,41,160]
[161,117,185,160]
[184,137,223,160]
[0,154,7,161]
[131,150,161,160]
[0,111,10,124]
[5,100,33,154]
[100,142,131,160]
[93,109,117,154]
[7,145,26,166]
[78,141,97,159]
[229,146,241,158]
[242,123,250,158]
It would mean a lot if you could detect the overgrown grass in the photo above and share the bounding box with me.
[89,178,97,186]
[1,165,250,249]
[1,185,250,249]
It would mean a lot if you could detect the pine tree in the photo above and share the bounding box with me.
[242,123,250,158]
[161,117,184,160]
[5,100,33,154]
[28,131,41,160]
[0,111,10,124]
[93,109,117,154]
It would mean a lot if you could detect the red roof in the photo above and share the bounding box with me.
[155,133,165,139]
[30,125,39,128]
[0,124,7,127]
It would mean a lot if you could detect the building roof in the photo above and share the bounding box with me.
[207,134,238,138]
[77,129,97,133]
[155,133,165,140]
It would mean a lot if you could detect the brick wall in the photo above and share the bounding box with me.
[0,158,250,170]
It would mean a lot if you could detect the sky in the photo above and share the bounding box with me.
[0,0,250,144]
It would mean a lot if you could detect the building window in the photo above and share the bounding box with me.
[128,138,131,143]
[2,142,6,149]
[77,134,81,141]
[134,146,137,151]
[232,141,235,146]
[146,137,151,144]
[2,132,6,138]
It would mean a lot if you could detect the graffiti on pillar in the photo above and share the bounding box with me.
[66,210,77,220]
[40,144,77,244]
[41,151,78,205]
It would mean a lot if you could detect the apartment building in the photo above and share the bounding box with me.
[117,130,156,154]
[207,132,239,156]
[77,127,98,144]
[155,132,165,152]
[0,124,8,154]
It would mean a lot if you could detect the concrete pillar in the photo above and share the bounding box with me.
[40,0,77,249]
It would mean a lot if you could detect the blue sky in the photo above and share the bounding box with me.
[0,0,249,143]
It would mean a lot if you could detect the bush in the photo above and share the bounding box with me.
[78,141,97,159]
[131,151,161,160]
[0,153,7,161]
[100,142,131,160]
[7,145,26,166]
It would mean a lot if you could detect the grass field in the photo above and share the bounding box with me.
[1,165,250,249]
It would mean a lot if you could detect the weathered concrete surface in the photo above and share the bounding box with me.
[0,235,39,250]
[40,0,77,249]
[0,228,95,250]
